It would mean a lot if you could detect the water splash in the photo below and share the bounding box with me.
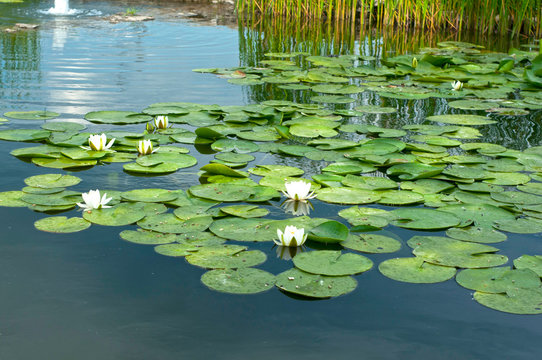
[46,0,77,15]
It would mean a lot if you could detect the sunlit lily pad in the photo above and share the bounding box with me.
[154,243,199,257]
[308,221,349,243]
[84,111,152,124]
[201,268,276,294]
[426,114,496,125]
[219,205,269,218]
[82,203,147,226]
[4,110,59,120]
[121,189,178,203]
[446,226,507,243]
[0,129,51,142]
[34,216,90,233]
[24,174,81,189]
[249,165,304,177]
[189,183,255,202]
[123,162,180,174]
[32,156,97,169]
[138,213,213,234]
[378,257,456,283]
[387,163,445,180]
[0,191,28,207]
[316,187,381,205]
[493,217,542,234]
[275,268,357,298]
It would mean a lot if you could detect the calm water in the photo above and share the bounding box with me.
[1,1,541,359]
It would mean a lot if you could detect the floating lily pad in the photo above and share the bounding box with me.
[390,209,461,230]
[446,226,507,243]
[316,187,380,205]
[378,190,424,205]
[514,255,542,277]
[120,229,178,245]
[21,191,79,207]
[493,217,542,234]
[201,268,276,294]
[0,191,31,207]
[82,202,147,226]
[32,157,97,169]
[456,267,541,293]
[337,206,390,229]
[42,121,86,132]
[474,288,542,314]
[138,213,213,234]
[4,110,59,120]
[308,221,349,243]
[378,257,456,283]
[387,163,445,180]
[249,165,304,177]
[154,243,199,257]
[34,216,90,233]
[341,233,401,253]
[0,129,51,142]
[123,162,180,174]
[186,246,266,269]
[211,138,259,153]
[438,204,515,228]
[219,205,269,218]
[121,189,178,203]
[354,105,396,114]
[189,183,255,202]
[275,268,357,298]
[293,250,372,276]
[426,114,496,125]
[84,111,152,124]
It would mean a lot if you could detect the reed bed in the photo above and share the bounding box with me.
[236,0,542,36]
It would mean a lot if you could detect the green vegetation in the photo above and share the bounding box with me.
[236,0,542,36]
[125,7,138,16]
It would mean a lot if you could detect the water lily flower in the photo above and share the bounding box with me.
[146,122,155,133]
[451,80,463,91]
[77,189,112,211]
[282,180,316,202]
[412,57,418,68]
[275,225,307,247]
[137,139,154,155]
[281,199,313,216]
[154,115,169,129]
[84,133,115,151]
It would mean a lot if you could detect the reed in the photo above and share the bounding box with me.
[236,0,542,36]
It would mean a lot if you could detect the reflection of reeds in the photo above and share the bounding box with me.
[237,0,542,36]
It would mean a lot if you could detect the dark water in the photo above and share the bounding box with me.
[1,1,542,359]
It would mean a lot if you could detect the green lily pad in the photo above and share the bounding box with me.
[135,153,197,169]
[390,208,461,230]
[138,213,213,234]
[338,207,390,229]
[354,105,397,114]
[42,122,86,132]
[322,162,376,175]
[154,243,200,257]
[456,267,541,293]
[4,110,60,120]
[84,111,152,124]
[211,138,259,153]
[121,189,178,203]
[408,235,508,268]
[378,257,456,283]
[342,175,397,190]
[123,162,180,174]
[493,217,542,234]
[0,129,51,142]
[308,221,349,244]
[189,183,255,202]
[201,268,276,294]
[249,165,304,177]
[0,191,28,207]
[474,288,542,314]
[387,163,445,180]
[426,114,496,125]
[293,250,372,276]
[34,216,90,233]
[514,255,542,277]
[377,190,425,205]
[275,268,357,298]
[186,246,266,269]
[82,202,147,226]
[219,205,269,218]
[438,204,515,228]
[119,229,178,245]
[400,179,454,194]
[491,191,542,205]
[214,152,254,164]
[32,156,97,169]
[24,174,81,189]
[200,164,248,178]
[341,233,401,253]
[316,187,381,205]
[483,172,531,185]
[446,226,507,243]
[20,191,79,207]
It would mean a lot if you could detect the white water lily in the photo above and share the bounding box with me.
[281,199,313,216]
[451,80,463,91]
[154,115,169,129]
[77,189,112,211]
[84,133,115,151]
[282,180,316,202]
[275,225,307,247]
[137,139,154,155]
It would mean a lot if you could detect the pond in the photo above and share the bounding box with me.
[1,1,542,359]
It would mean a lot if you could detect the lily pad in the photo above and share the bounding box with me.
[426,114,496,125]
[446,226,507,243]
[219,205,269,218]
[378,257,456,283]
[390,208,461,230]
[474,288,542,314]
[4,110,60,120]
[308,221,349,243]
[82,202,147,226]
[84,111,152,124]
[275,268,357,298]
[249,165,304,177]
[293,250,373,276]
[316,187,381,205]
[514,255,542,277]
[456,267,541,293]
[138,213,213,234]
[189,183,255,202]
[120,229,178,245]
[121,189,178,203]
[186,246,266,269]
[34,216,90,233]
[0,191,28,207]
[201,268,276,294]
[341,233,401,253]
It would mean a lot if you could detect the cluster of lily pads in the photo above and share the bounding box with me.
[1,40,542,314]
